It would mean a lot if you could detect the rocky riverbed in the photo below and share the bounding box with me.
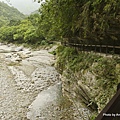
[0,43,63,120]
[0,43,89,120]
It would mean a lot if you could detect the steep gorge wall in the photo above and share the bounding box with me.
[56,46,120,119]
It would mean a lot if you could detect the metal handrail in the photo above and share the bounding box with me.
[63,42,120,54]
[95,84,120,120]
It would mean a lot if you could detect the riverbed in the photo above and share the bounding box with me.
[0,43,87,120]
[0,43,62,120]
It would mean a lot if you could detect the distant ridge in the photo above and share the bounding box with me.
[0,1,25,27]
[31,10,40,15]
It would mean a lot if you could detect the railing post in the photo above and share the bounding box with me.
[95,83,120,120]
[95,44,97,53]
[117,83,120,91]
[113,45,115,55]
[106,45,108,55]
[100,44,102,53]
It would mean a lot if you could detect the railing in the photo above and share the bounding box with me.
[63,42,120,55]
[63,42,120,119]
[95,84,120,120]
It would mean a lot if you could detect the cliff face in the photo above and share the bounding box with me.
[56,46,120,119]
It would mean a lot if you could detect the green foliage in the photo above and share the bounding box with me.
[49,50,56,55]
[0,14,46,45]
[1,0,120,46]
[56,46,120,117]
[56,46,78,73]
[92,57,120,89]
[40,40,47,45]
[0,26,16,42]
[90,113,97,120]
[13,19,39,44]
[56,46,101,73]
[36,0,120,45]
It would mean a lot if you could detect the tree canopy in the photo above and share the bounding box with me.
[0,14,45,45]
[36,0,120,45]
[0,0,120,46]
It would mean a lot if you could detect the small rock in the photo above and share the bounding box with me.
[6,54,11,58]
[15,57,22,62]
[13,46,23,52]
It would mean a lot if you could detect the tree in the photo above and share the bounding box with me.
[0,26,16,42]
[36,0,120,45]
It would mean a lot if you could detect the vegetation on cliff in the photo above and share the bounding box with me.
[56,46,120,119]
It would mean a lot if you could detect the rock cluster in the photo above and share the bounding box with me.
[8,64,60,93]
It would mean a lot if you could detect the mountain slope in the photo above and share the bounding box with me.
[0,1,25,27]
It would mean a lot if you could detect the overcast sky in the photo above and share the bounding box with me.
[0,0,41,15]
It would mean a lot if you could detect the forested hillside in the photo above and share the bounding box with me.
[0,2,42,45]
[0,0,120,46]
[0,1,25,27]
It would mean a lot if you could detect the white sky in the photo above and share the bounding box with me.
[0,0,41,15]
